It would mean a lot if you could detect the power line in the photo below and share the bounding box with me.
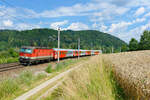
[0,9,26,23]
[1,0,17,8]
[0,0,35,28]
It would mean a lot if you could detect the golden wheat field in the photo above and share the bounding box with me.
[103,50,150,99]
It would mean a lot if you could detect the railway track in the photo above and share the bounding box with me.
[0,56,88,73]
[0,63,24,72]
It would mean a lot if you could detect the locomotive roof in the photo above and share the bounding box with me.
[21,46,51,49]
[53,48,76,51]
[53,48,102,52]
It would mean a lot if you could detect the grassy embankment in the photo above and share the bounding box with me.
[0,57,88,100]
[0,48,19,64]
[44,55,125,100]
[45,59,80,73]
[0,70,47,100]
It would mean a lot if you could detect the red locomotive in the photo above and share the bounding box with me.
[19,46,102,65]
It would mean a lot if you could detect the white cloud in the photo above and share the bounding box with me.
[0,0,150,43]
[0,12,4,16]
[108,21,132,33]
[144,12,150,17]
[20,8,39,18]
[0,20,40,30]
[110,0,130,6]
[135,7,145,16]
[20,1,129,19]
[121,23,150,42]
[93,12,102,17]
[107,17,146,41]
[16,23,40,30]
[39,3,98,18]
[50,20,68,29]
[92,23,98,28]
[3,20,13,27]
[132,18,146,23]
[92,23,107,32]
[67,22,89,30]
[100,25,107,32]
[115,7,129,15]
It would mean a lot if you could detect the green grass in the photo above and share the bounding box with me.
[0,71,47,100]
[0,79,19,99]
[45,59,78,73]
[18,71,34,86]
[0,57,18,64]
[45,64,53,73]
[55,59,77,71]
[0,58,88,100]
[44,56,125,100]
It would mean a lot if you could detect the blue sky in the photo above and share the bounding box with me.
[0,0,150,43]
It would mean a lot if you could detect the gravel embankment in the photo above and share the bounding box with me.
[103,51,150,99]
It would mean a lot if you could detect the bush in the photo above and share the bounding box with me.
[8,48,19,57]
[45,64,53,73]
[0,48,19,64]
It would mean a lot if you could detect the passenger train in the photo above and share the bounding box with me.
[19,46,102,65]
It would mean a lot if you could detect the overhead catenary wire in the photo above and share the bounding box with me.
[1,0,17,8]
[0,0,35,28]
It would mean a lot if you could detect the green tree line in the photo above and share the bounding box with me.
[0,28,127,53]
[124,30,150,51]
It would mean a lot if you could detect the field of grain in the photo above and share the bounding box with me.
[103,50,150,99]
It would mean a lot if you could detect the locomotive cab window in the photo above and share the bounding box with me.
[20,48,32,54]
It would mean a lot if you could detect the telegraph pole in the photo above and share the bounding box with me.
[112,46,114,53]
[78,38,80,59]
[58,28,60,63]
[91,43,93,56]
[120,47,122,52]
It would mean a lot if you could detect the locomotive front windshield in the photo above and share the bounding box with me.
[20,48,32,53]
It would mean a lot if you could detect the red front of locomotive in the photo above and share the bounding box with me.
[19,47,34,65]
[19,47,54,65]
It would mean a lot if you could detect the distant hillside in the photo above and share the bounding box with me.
[0,28,127,52]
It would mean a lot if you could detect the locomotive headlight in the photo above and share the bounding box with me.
[21,56,29,59]
[25,57,30,59]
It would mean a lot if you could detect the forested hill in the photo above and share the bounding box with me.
[0,28,127,52]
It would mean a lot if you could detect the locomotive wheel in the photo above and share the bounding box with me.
[27,62,31,66]
[23,63,28,66]
[47,58,51,62]
[35,61,39,65]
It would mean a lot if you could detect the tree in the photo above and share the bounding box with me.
[121,44,128,52]
[139,30,150,50]
[129,38,138,51]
